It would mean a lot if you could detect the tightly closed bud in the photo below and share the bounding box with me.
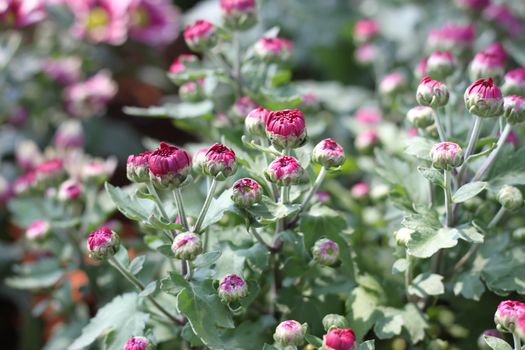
[53,120,84,150]
[394,228,414,246]
[517,314,525,341]
[265,156,308,186]
[245,107,270,137]
[484,43,508,62]
[323,328,357,350]
[171,233,202,260]
[127,151,151,183]
[497,185,523,211]
[16,140,42,172]
[35,159,66,186]
[379,72,407,97]
[168,54,200,85]
[407,106,436,128]
[58,179,82,202]
[426,51,455,80]
[312,139,345,168]
[351,181,369,199]
[202,144,237,180]
[353,19,379,44]
[502,68,525,96]
[148,142,192,189]
[312,239,340,266]
[469,51,505,82]
[478,330,501,350]
[192,148,208,173]
[266,109,307,150]
[87,227,120,261]
[430,142,463,170]
[417,76,449,107]
[26,220,51,242]
[220,0,257,31]
[354,130,379,153]
[183,20,217,52]
[503,95,525,125]
[494,300,525,333]
[254,37,293,63]
[323,314,349,332]
[273,320,307,347]
[464,78,503,118]
[232,96,258,120]
[217,274,248,303]
[125,336,153,350]
[231,178,262,208]
[179,79,205,102]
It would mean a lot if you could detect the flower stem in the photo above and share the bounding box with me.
[233,33,243,96]
[513,332,522,350]
[173,188,189,231]
[146,183,170,221]
[434,108,447,142]
[488,206,506,229]
[186,260,193,280]
[193,178,218,233]
[457,116,483,184]
[404,252,414,302]
[249,227,275,252]
[444,170,453,227]
[472,123,512,182]
[299,167,327,212]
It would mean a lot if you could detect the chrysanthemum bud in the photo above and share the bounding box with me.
[87,227,120,261]
[58,179,83,202]
[469,51,505,82]
[231,178,262,208]
[53,120,84,150]
[179,79,205,102]
[273,320,307,347]
[351,181,370,199]
[265,156,308,186]
[254,37,293,63]
[148,142,192,189]
[478,329,501,350]
[217,274,248,303]
[266,109,307,150]
[354,130,379,153]
[202,144,237,180]
[81,159,116,185]
[494,300,525,333]
[503,95,525,125]
[245,107,269,137]
[312,238,340,266]
[312,139,345,168]
[517,314,525,341]
[502,68,525,96]
[300,92,321,114]
[355,107,382,126]
[426,51,455,80]
[171,232,202,260]
[168,54,200,85]
[483,4,523,38]
[464,78,503,118]
[426,24,475,56]
[124,336,153,350]
[232,96,258,120]
[353,19,379,44]
[220,0,257,31]
[407,106,436,129]
[192,148,208,173]
[13,172,37,196]
[355,43,377,65]
[26,220,51,242]
[497,185,523,211]
[415,57,428,80]
[35,159,66,186]
[379,72,407,98]
[323,328,357,350]
[183,20,217,52]
[127,151,151,183]
[394,228,414,246]
[417,76,449,108]
[430,142,463,170]
[323,314,349,332]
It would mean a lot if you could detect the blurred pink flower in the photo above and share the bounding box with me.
[427,24,475,53]
[355,43,377,65]
[355,107,383,125]
[0,0,46,28]
[484,4,524,38]
[43,57,82,85]
[128,0,180,46]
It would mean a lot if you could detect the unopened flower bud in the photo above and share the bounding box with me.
[502,68,525,96]
[355,43,377,65]
[179,79,205,102]
[464,78,503,118]
[245,107,269,137]
[394,228,414,246]
[426,51,455,80]
[81,159,116,185]
[312,139,345,168]
[254,37,293,63]
[266,109,307,150]
[426,24,475,56]
[494,300,525,333]
[407,106,436,129]
[26,220,51,242]
[125,336,153,350]
[232,96,257,120]
[35,159,66,186]
[469,51,505,82]
[171,232,202,260]
[430,142,464,170]
[13,172,37,196]
[273,320,307,347]
[312,239,340,266]
[148,142,192,189]
[503,95,525,125]
[300,92,321,114]
[323,314,349,332]
[183,20,217,52]
[58,179,83,202]
[478,330,501,350]
[87,227,120,261]
[417,76,449,108]
[127,151,151,183]
[265,156,308,186]
[323,328,357,350]
[168,54,200,85]
[54,120,84,150]
[355,107,382,126]
[202,144,237,180]
[220,0,257,31]
[517,314,525,341]
[355,130,379,153]
[497,185,523,211]
[231,178,262,208]
[379,72,407,97]
[217,274,248,303]
[351,181,370,199]
[353,19,379,44]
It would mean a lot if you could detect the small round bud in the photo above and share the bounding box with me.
[354,130,379,153]
[220,0,257,31]
[183,20,217,52]
[430,142,464,170]
[245,107,270,137]
[323,314,349,332]
[379,72,407,98]
[58,179,83,202]
[354,43,377,65]
[202,144,237,180]
[497,185,523,211]
[353,19,379,44]
[265,109,307,150]
[273,320,307,347]
[469,51,505,82]
[502,68,525,96]
[426,24,475,56]
[127,151,151,183]
[168,54,200,85]
[148,142,192,189]
[426,51,455,80]
[312,139,345,168]
[254,37,293,63]
[478,330,501,350]
[323,328,357,350]
[464,78,503,118]
[232,96,258,120]
[53,120,84,150]
[312,238,340,266]
[171,233,202,261]
[217,274,248,303]
[406,106,436,129]
[26,220,51,242]
[503,95,525,125]
[351,181,370,199]
[494,300,525,333]
[125,336,153,350]
[231,178,262,208]
[87,227,120,261]
[414,57,428,80]
[179,79,205,102]
[394,228,414,246]
[13,172,37,196]
[417,76,449,108]
[265,156,308,186]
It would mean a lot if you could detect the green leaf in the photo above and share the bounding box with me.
[305,334,323,347]
[345,286,380,340]
[374,308,403,339]
[453,271,485,301]
[105,183,155,222]
[452,181,487,203]
[129,255,146,275]
[404,137,433,161]
[408,273,444,298]
[69,293,149,350]
[417,166,444,188]
[193,251,222,268]
[407,227,459,259]
[200,188,237,231]
[481,246,525,295]
[483,335,513,350]
[358,340,375,350]
[124,100,214,120]
[6,258,65,290]
[401,304,428,343]
[139,281,157,297]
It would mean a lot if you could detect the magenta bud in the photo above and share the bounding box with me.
[168,54,200,85]
[417,76,449,107]
[265,109,307,150]
[26,220,51,242]
[273,320,307,347]
[35,159,66,186]
[323,328,357,350]
[312,238,340,266]
[379,72,407,97]
[502,68,525,96]
[124,336,153,350]
[430,142,464,170]
[148,142,192,189]
[220,0,257,31]
[426,24,475,55]
[353,19,379,44]
[179,79,205,103]
[254,37,293,63]
[484,4,523,38]
[53,120,84,150]
[426,51,455,80]
[58,179,83,202]
[354,43,378,65]
[469,51,505,83]
[232,96,258,120]
[354,130,379,153]
[87,227,120,261]
[265,156,308,186]
[407,106,436,129]
[245,107,270,137]
[464,78,503,118]
[217,274,248,303]
[171,232,202,261]
[202,143,237,180]
[183,20,217,52]
[231,178,262,208]
[312,138,345,168]
[503,95,525,125]
[127,151,151,183]
[494,300,525,333]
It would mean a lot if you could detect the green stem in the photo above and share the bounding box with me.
[472,123,512,182]
[405,252,414,303]
[488,207,506,229]
[233,33,243,96]
[444,170,453,227]
[193,178,218,233]
[173,189,189,231]
[249,227,274,252]
[434,108,447,142]
[299,167,327,212]
[186,260,193,280]
[146,183,170,221]
[457,116,483,184]
[513,332,522,350]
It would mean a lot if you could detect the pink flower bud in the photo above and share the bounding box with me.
[220,0,257,31]
[26,220,51,242]
[232,96,258,120]
[484,43,508,63]
[484,4,524,38]
[54,120,84,150]
[351,181,370,199]
[87,227,120,261]
[16,140,42,172]
[312,139,345,168]
[430,142,464,170]
[355,43,377,65]
[254,37,293,63]
[58,179,83,202]
[217,274,248,303]
[323,328,357,350]
[469,51,505,82]
[502,68,525,96]
[168,54,199,78]
[407,127,419,138]
[312,238,340,266]
[407,106,436,129]
[494,300,525,332]
[379,72,407,97]
[417,76,449,107]
[273,320,307,347]
[455,0,490,11]
[355,107,382,125]
[192,148,208,173]
[517,314,525,341]
[231,178,262,208]
[171,232,202,260]
[124,336,153,350]
[503,95,525,125]
[426,51,455,80]
[148,142,192,189]
[35,159,66,185]
[354,130,379,153]
[202,143,237,180]
[179,79,205,102]
[128,0,180,47]
[265,109,307,150]
[265,156,308,186]
[353,19,379,44]
[414,57,428,80]
[427,24,475,55]
[127,151,151,183]
[245,107,270,137]
[81,159,116,184]
[183,20,217,52]
[43,57,82,85]
[300,92,321,113]
[13,172,37,196]
[464,78,503,118]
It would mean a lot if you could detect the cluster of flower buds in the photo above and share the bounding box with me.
[312,238,340,266]
[183,19,218,52]
[494,300,525,333]
[217,274,248,303]
[254,37,294,63]
[220,0,257,31]
[430,142,464,170]
[26,220,51,243]
[171,232,202,260]
[231,178,262,208]
[312,139,345,169]
[416,76,449,108]
[322,314,349,331]
[323,328,357,350]
[464,78,503,118]
[124,336,154,350]
[497,185,524,212]
[87,227,120,261]
[273,320,307,347]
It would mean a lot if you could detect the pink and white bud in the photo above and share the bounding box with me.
[127,151,151,183]
[202,144,237,180]
[355,107,382,126]
[16,140,42,172]
[484,43,508,63]
[245,107,270,137]
[192,148,208,173]
[407,106,436,129]
[312,238,340,266]
[469,51,505,82]
[171,232,202,260]
[426,51,455,80]
[53,120,84,150]
[124,336,153,350]
[417,76,449,107]
[355,43,377,65]
[168,54,200,84]
[464,78,503,118]
[430,142,464,170]
[351,181,370,199]
[484,4,524,38]
[323,328,357,350]
[265,109,307,150]
[35,159,66,185]
[81,158,116,184]
[502,68,525,96]
[427,24,475,55]
[517,314,525,341]
[87,226,120,261]
[183,20,217,52]
[273,320,307,347]
[379,72,407,97]
[354,130,379,153]
[494,300,525,333]
[26,220,51,242]
[231,178,262,208]
[58,179,83,202]
[217,274,248,303]
[128,0,180,47]
[503,95,525,125]
[232,96,258,120]
[353,19,379,44]
[220,0,257,31]
[497,185,523,211]
[148,142,192,189]
[254,37,293,63]
[312,139,345,168]
[43,57,82,85]
[179,79,205,103]
[265,156,308,186]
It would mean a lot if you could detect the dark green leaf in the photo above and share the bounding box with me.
[417,166,444,188]
[452,182,487,203]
